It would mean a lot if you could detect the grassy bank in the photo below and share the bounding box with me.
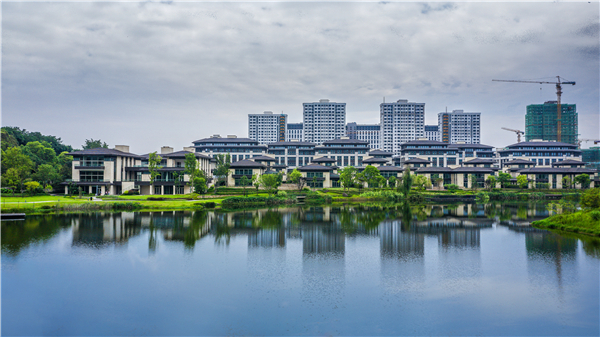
[532,210,600,237]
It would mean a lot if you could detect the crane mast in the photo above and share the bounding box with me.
[492,76,575,142]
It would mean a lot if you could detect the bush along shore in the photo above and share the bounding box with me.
[533,188,600,237]
[0,188,588,215]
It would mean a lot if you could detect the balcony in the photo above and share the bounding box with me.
[66,179,106,183]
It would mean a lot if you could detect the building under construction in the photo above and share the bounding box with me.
[525,101,578,145]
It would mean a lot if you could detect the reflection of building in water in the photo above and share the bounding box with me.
[302,225,345,255]
[249,229,286,248]
[439,228,480,249]
[379,220,424,258]
[72,213,141,246]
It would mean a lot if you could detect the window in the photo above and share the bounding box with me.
[235,169,253,176]
[80,171,104,182]
[154,186,162,195]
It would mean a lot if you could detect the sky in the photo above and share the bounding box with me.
[2,1,599,154]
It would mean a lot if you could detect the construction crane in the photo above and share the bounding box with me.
[492,76,576,142]
[578,138,600,148]
[502,127,525,143]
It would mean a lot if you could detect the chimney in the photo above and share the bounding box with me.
[211,134,221,138]
[319,99,330,103]
[183,147,195,152]
[227,135,237,138]
[264,111,273,114]
[161,146,174,154]
[114,145,129,153]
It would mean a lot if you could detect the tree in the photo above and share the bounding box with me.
[574,174,591,189]
[355,172,366,192]
[148,152,163,195]
[57,151,74,183]
[581,188,600,209]
[413,175,431,191]
[240,174,250,197]
[184,153,204,185]
[260,173,282,195]
[34,164,60,187]
[1,147,34,195]
[562,176,572,189]
[377,175,387,190]
[485,176,496,190]
[288,169,305,191]
[401,167,413,197]
[498,172,512,188]
[252,174,261,194]
[82,139,108,149]
[24,181,41,196]
[517,175,529,189]
[21,141,57,168]
[2,126,72,154]
[214,154,231,192]
[193,177,207,194]
[339,166,357,192]
[388,176,397,190]
[362,165,380,189]
[431,174,443,189]
[469,174,478,190]
[173,171,183,194]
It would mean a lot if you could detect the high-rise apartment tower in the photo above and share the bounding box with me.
[248,111,287,145]
[525,101,577,145]
[303,99,346,145]
[437,110,481,144]
[380,99,425,155]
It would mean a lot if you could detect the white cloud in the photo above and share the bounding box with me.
[2,2,598,152]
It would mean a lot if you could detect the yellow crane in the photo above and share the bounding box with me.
[501,127,525,143]
[492,76,576,142]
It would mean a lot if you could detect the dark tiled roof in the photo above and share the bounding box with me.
[273,164,288,168]
[368,150,393,156]
[312,157,337,163]
[404,158,432,164]
[161,150,211,160]
[362,157,389,163]
[378,166,404,172]
[517,167,596,174]
[229,159,266,168]
[416,167,454,173]
[504,159,536,165]
[463,158,496,165]
[68,148,141,158]
[504,141,577,148]
[252,155,276,161]
[402,140,448,146]
[552,159,585,167]
[451,167,495,173]
[448,143,494,150]
[267,141,316,146]
[298,164,335,172]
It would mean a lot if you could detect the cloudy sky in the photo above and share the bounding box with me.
[2,1,598,153]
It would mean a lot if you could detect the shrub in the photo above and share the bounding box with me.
[1,188,14,194]
[475,192,490,203]
[147,197,165,201]
[445,184,459,192]
[277,191,288,197]
[581,188,600,209]
[590,210,600,221]
[123,189,139,195]
[529,192,546,200]
[203,202,216,209]
[207,186,215,193]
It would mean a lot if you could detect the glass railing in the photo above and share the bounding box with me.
[66,179,105,182]
[77,162,105,167]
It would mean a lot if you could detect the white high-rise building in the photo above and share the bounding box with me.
[346,122,381,150]
[286,123,303,142]
[437,110,481,144]
[424,125,440,141]
[303,99,346,145]
[380,99,425,155]
[248,111,287,145]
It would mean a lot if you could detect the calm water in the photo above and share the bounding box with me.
[2,203,599,336]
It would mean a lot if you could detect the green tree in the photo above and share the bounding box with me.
[469,174,478,190]
[388,176,397,190]
[24,181,41,196]
[485,176,496,190]
[401,167,412,197]
[2,126,72,154]
[574,174,591,189]
[148,152,163,195]
[498,172,512,188]
[377,175,387,190]
[339,166,357,192]
[413,174,431,191]
[1,147,34,195]
[288,169,305,191]
[214,154,231,192]
[34,164,60,187]
[562,176,572,189]
[355,172,366,192]
[431,174,443,189]
[362,165,380,190]
[252,174,261,194]
[517,175,529,189]
[184,153,204,185]
[82,139,108,149]
[173,172,183,194]
[260,173,282,195]
[240,174,250,197]
[21,141,57,168]
[580,188,600,209]
[57,151,74,182]
[193,177,207,194]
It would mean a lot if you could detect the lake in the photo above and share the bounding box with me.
[2,203,599,336]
